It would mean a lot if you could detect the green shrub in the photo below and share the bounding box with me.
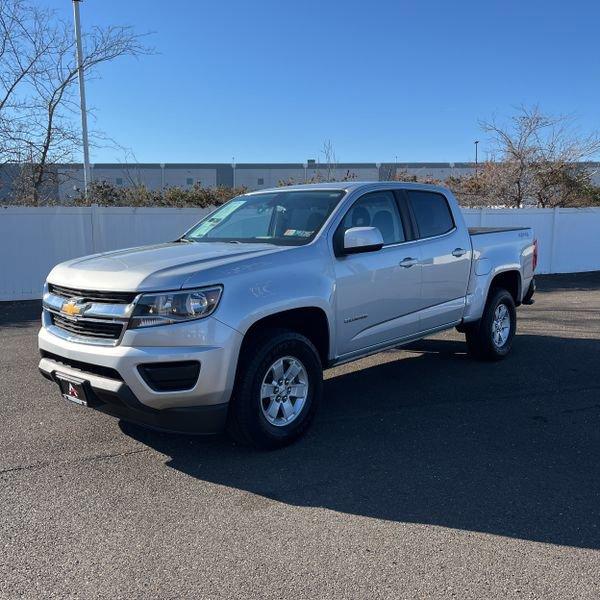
[70,181,247,207]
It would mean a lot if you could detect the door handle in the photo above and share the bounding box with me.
[399,257,418,268]
[452,248,467,257]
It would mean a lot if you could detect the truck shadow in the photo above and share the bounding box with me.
[121,333,600,550]
[536,271,600,292]
[0,300,41,328]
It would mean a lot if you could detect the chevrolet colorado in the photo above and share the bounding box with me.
[39,182,537,448]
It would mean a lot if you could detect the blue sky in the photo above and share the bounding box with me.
[44,0,599,164]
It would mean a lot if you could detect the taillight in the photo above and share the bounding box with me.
[532,239,538,271]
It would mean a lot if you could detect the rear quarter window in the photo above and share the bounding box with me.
[407,190,455,238]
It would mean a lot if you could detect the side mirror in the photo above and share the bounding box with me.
[342,226,384,254]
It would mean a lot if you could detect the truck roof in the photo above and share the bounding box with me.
[246,180,451,195]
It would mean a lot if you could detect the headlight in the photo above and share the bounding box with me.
[129,286,223,329]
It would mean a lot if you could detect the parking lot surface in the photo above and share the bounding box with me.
[1,273,600,599]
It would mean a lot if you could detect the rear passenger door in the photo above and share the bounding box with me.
[405,190,472,331]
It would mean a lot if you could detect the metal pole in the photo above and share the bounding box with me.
[474,140,479,177]
[73,0,91,197]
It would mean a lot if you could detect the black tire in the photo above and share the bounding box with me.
[464,288,517,361]
[226,328,323,449]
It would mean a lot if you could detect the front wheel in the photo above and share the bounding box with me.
[227,329,323,449]
[465,288,517,361]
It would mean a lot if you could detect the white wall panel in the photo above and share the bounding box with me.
[1,206,599,300]
[91,207,210,253]
[0,207,210,300]
[552,209,600,274]
[462,208,556,273]
[0,207,93,300]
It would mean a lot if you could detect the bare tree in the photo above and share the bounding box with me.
[0,1,55,163]
[479,105,600,207]
[529,118,600,207]
[0,0,150,203]
[320,139,337,181]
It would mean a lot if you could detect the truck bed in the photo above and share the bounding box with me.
[467,225,535,305]
[468,227,530,235]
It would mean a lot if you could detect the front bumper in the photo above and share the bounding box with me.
[38,315,243,434]
[39,360,229,434]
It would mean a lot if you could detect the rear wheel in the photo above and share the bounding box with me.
[465,288,516,361]
[227,329,322,449]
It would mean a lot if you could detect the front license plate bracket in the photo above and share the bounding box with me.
[56,373,89,407]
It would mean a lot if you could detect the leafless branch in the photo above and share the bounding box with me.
[0,0,152,203]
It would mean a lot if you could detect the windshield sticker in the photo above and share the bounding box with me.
[190,200,246,236]
[212,200,246,218]
[284,229,312,237]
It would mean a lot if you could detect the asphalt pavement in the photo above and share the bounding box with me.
[1,273,600,599]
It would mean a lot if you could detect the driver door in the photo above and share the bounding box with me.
[333,190,423,357]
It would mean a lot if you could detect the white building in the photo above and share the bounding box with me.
[2,161,599,202]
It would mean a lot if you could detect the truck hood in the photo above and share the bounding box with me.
[47,241,285,291]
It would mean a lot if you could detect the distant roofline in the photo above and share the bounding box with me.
[38,161,600,170]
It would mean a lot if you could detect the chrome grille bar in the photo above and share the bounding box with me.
[42,286,139,346]
[48,283,137,305]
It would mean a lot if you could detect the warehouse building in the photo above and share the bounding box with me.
[2,161,599,202]
[55,161,476,201]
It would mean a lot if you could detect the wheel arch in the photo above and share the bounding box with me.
[463,265,524,324]
[489,269,522,306]
[238,306,331,367]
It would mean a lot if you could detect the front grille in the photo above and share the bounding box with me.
[40,350,123,381]
[49,284,137,305]
[51,313,124,341]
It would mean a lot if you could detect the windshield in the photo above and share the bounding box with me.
[183,190,345,245]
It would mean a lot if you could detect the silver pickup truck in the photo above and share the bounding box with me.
[39,182,537,448]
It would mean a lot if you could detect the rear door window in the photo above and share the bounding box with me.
[407,190,455,238]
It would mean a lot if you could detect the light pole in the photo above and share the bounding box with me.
[303,162,308,183]
[474,140,479,178]
[231,157,236,188]
[72,0,91,197]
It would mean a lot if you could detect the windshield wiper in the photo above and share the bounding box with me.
[176,237,195,243]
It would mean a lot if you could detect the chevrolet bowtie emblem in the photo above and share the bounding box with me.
[61,298,84,317]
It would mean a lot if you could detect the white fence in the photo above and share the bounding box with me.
[1,205,599,301]
[462,208,600,275]
[0,206,211,301]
